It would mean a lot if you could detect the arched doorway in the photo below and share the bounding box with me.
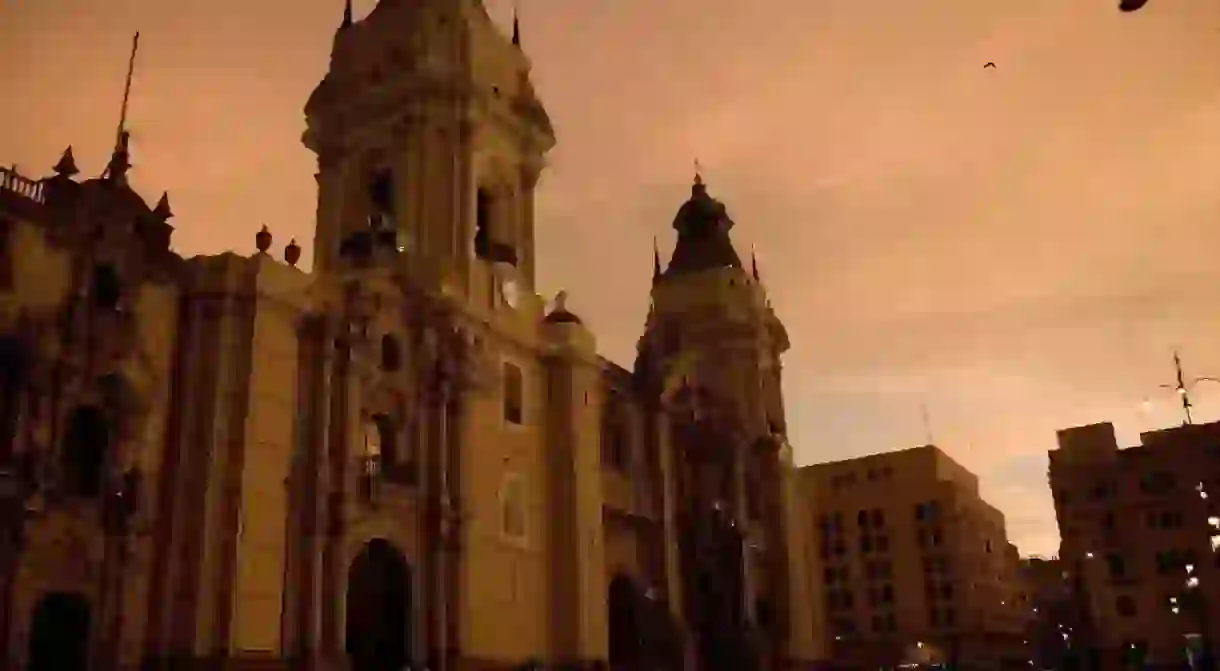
[345,539,412,671]
[61,406,109,498]
[27,592,90,671]
[608,574,642,669]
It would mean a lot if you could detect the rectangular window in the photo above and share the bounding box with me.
[475,187,493,256]
[503,362,524,425]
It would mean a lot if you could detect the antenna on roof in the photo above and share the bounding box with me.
[1158,348,1220,426]
[103,33,140,179]
[921,402,935,446]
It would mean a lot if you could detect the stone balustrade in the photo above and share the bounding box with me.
[0,166,44,204]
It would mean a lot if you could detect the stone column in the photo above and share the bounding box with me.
[655,408,684,623]
[778,443,821,663]
[455,120,475,296]
[424,333,456,671]
[314,153,347,275]
[319,316,354,659]
[732,436,757,625]
[439,331,468,671]
[295,318,333,669]
[401,116,424,264]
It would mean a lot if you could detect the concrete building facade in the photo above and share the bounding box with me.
[0,1,822,669]
[1050,420,1220,667]
[801,445,1029,669]
[1019,556,1077,669]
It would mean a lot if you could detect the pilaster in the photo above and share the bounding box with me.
[732,440,757,624]
[542,325,607,664]
[655,409,683,624]
[191,288,256,654]
[224,258,310,657]
[780,457,821,661]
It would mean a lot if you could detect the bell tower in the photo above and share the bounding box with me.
[302,0,555,301]
[637,173,818,669]
[641,171,790,450]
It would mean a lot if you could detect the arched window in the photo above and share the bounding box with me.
[61,406,109,498]
[369,413,416,486]
[380,334,401,372]
[91,264,121,310]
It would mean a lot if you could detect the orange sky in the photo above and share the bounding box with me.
[3,0,1220,556]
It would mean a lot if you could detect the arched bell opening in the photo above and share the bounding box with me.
[26,591,90,671]
[345,538,413,671]
[60,405,110,499]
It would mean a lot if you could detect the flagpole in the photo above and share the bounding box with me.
[115,32,140,151]
[102,32,140,179]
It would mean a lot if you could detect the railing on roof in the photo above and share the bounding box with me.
[0,166,45,204]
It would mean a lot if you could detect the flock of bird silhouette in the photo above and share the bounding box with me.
[984,0,1147,70]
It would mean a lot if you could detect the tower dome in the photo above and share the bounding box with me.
[663,173,743,278]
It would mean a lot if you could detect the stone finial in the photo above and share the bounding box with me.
[53,146,79,178]
[544,289,582,325]
[152,192,173,221]
[285,238,301,267]
[255,225,272,254]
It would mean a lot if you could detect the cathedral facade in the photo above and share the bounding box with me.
[0,1,823,669]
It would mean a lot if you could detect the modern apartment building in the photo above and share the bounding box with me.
[1020,556,1078,669]
[801,445,1030,668]
[1050,420,1220,667]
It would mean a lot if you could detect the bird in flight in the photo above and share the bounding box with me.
[1119,0,1148,11]
[984,62,996,69]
